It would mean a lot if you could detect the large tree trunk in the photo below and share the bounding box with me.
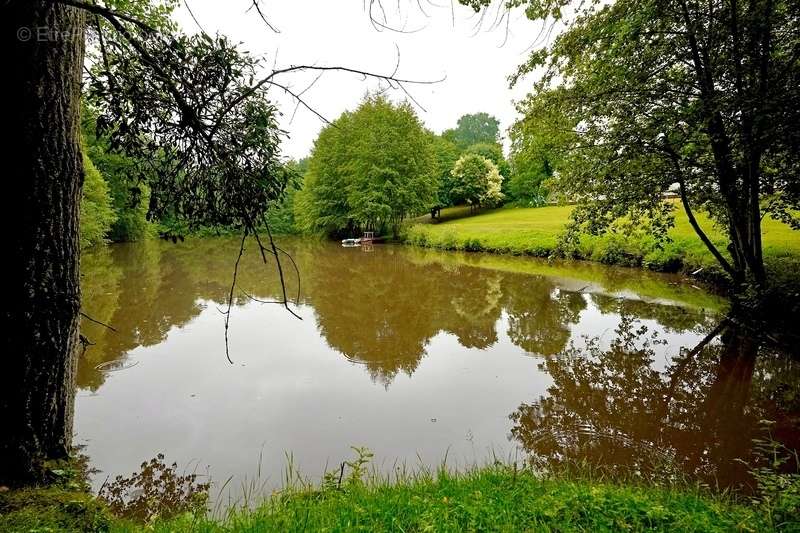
[2,2,86,485]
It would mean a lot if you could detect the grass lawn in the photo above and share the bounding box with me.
[405,204,800,284]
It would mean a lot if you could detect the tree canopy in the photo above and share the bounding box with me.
[442,112,501,149]
[295,95,437,237]
[79,154,117,249]
[473,0,800,289]
[507,106,569,206]
[431,112,509,207]
[86,28,289,233]
[449,154,504,208]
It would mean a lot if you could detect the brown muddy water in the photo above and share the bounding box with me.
[76,238,800,501]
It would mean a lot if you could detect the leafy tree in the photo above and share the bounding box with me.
[442,112,501,149]
[79,154,117,248]
[506,109,569,206]
[465,142,511,199]
[297,95,436,237]
[465,143,508,173]
[431,134,461,207]
[265,159,307,235]
[450,154,504,208]
[507,158,550,207]
[465,0,800,292]
[83,110,152,242]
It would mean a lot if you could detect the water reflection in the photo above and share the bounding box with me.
[509,317,800,490]
[80,239,717,388]
[75,238,797,495]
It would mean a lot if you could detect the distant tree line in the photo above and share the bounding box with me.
[79,92,560,245]
[274,101,553,239]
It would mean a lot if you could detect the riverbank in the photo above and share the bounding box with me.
[403,205,800,290]
[3,463,793,532]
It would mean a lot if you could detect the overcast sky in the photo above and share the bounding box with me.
[174,1,547,160]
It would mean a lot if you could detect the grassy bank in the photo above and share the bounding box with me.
[404,204,800,287]
[4,464,792,532]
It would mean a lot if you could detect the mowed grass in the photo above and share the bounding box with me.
[105,465,780,533]
[411,205,574,252]
[405,204,800,284]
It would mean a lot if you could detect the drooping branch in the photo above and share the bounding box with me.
[252,217,302,320]
[222,232,248,365]
[65,0,441,364]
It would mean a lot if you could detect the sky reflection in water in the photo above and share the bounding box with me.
[76,238,798,498]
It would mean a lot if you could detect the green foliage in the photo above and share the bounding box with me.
[430,134,461,206]
[296,95,436,237]
[465,143,509,178]
[5,453,796,532]
[747,429,800,529]
[489,0,800,286]
[449,154,504,207]
[465,142,511,198]
[0,453,112,533]
[0,487,112,533]
[83,108,152,242]
[433,114,505,206]
[103,0,179,32]
[135,461,777,532]
[507,97,571,207]
[80,154,117,249]
[264,159,307,234]
[442,112,500,149]
[86,24,290,234]
[405,204,800,290]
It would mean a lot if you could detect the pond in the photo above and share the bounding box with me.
[77,238,799,501]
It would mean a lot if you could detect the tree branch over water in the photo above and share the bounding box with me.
[62,0,444,363]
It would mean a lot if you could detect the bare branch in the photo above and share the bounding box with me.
[223,232,247,365]
[215,64,444,129]
[251,220,303,320]
[80,311,118,333]
[246,0,281,33]
[183,0,210,36]
[265,79,333,126]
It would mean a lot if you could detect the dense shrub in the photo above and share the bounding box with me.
[295,95,436,238]
[463,238,484,252]
[643,245,684,272]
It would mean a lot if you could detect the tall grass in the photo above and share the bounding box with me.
[109,449,790,533]
[4,447,797,532]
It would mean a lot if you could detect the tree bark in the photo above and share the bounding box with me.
[1,1,86,485]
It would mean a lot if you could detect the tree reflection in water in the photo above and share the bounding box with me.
[509,316,800,491]
[78,239,800,489]
[79,239,720,389]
